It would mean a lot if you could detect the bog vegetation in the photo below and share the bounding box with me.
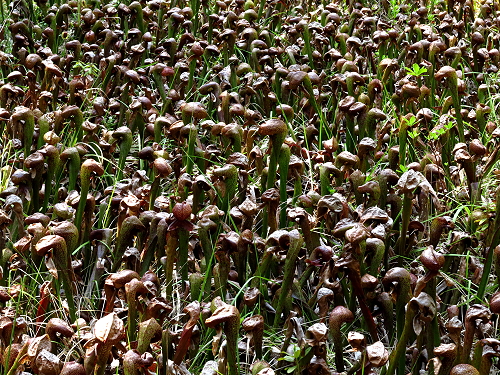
[0,0,499,374]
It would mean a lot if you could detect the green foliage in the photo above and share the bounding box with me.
[72,60,100,79]
[404,63,428,77]
[428,121,454,140]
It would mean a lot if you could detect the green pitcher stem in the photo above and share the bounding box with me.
[115,128,132,182]
[165,232,178,297]
[278,145,290,228]
[178,227,189,288]
[74,182,90,231]
[94,343,113,375]
[476,187,500,302]
[251,248,274,290]
[386,306,417,375]
[58,263,76,322]
[273,230,303,326]
[399,118,409,168]
[398,193,413,261]
[186,126,197,175]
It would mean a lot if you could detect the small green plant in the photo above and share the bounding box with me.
[388,0,399,20]
[72,60,100,79]
[405,63,428,77]
[407,115,417,126]
[278,343,303,374]
[428,121,454,141]
[397,164,409,174]
[407,128,419,139]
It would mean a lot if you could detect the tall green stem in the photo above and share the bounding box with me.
[273,230,303,326]
[259,119,288,191]
[42,146,59,212]
[112,216,145,272]
[165,232,178,296]
[399,193,413,260]
[178,227,189,288]
[75,160,104,234]
[386,304,417,375]
[11,107,35,160]
[59,147,81,193]
[278,145,290,227]
[205,302,240,375]
[383,268,412,345]
[476,187,500,302]
[435,66,465,143]
[112,127,133,182]
[35,235,77,322]
[213,164,238,213]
